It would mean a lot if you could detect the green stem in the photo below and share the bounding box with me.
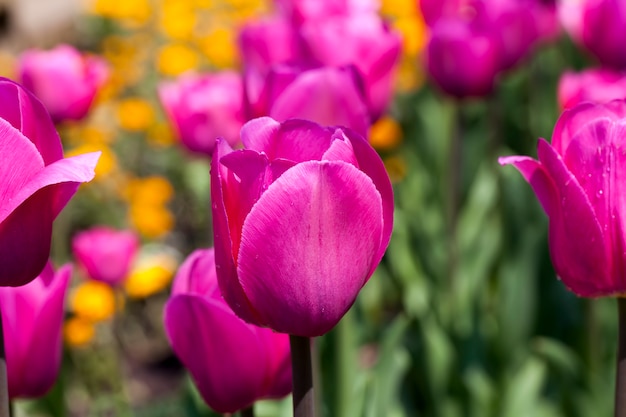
[290,335,315,417]
[616,298,626,417]
[0,304,8,417]
[336,311,356,417]
[446,101,462,288]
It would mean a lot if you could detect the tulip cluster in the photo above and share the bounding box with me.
[422,0,557,98]
[158,0,402,156]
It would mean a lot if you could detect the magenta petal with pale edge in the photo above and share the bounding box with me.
[237,161,383,336]
[165,295,272,413]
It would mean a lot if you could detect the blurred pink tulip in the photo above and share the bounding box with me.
[164,248,291,413]
[559,0,626,69]
[0,261,70,398]
[72,227,140,285]
[245,64,370,137]
[300,13,401,118]
[158,72,245,156]
[18,44,108,123]
[426,17,500,98]
[557,68,626,109]
[500,100,626,297]
[275,0,379,24]
[211,117,393,336]
[0,78,99,287]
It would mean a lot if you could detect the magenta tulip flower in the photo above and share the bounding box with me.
[299,12,401,119]
[0,261,70,398]
[72,227,140,286]
[275,0,379,24]
[245,64,371,137]
[164,248,291,413]
[558,68,626,109]
[559,0,626,69]
[426,17,500,98]
[499,100,626,297]
[0,78,99,287]
[158,71,245,156]
[211,117,393,336]
[18,44,109,123]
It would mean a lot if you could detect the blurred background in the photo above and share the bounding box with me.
[0,0,619,416]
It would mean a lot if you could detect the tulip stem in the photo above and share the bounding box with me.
[616,298,626,417]
[290,335,315,417]
[0,306,9,417]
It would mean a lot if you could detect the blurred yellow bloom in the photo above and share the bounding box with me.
[0,51,16,80]
[381,0,417,18]
[64,317,96,347]
[197,27,239,68]
[396,57,424,92]
[369,116,403,151]
[125,263,175,298]
[71,281,117,322]
[125,176,174,206]
[130,204,175,238]
[117,97,155,131]
[160,2,196,39]
[66,144,118,180]
[92,0,152,26]
[157,43,199,76]
[394,15,427,57]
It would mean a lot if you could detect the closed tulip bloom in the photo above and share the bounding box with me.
[72,227,140,285]
[426,17,500,98]
[0,78,99,287]
[18,44,108,123]
[246,64,371,137]
[0,262,71,398]
[211,117,393,336]
[559,0,626,69]
[300,13,401,118]
[500,100,626,297]
[158,71,244,156]
[558,68,626,109]
[164,249,291,413]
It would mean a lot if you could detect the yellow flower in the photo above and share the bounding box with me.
[157,43,199,76]
[380,0,417,18]
[129,204,175,238]
[125,176,174,206]
[394,15,427,57]
[125,246,178,298]
[369,116,403,151]
[160,2,197,40]
[197,27,239,68]
[147,121,176,147]
[117,97,155,131]
[66,144,118,180]
[64,317,96,347]
[71,281,118,322]
[92,0,152,27]
[0,51,16,80]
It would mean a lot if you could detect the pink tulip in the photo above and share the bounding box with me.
[275,0,379,24]
[158,72,245,156]
[18,44,109,123]
[557,68,626,109]
[72,227,140,286]
[211,117,393,336]
[0,262,70,398]
[0,78,99,287]
[245,64,371,137]
[426,17,501,98]
[164,248,291,413]
[499,100,626,297]
[559,0,626,69]
[299,12,401,118]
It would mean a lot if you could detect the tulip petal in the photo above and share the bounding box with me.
[0,78,62,164]
[237,161,384,336]
[164,295,271,413]
[211,140,262,324]
[344,129,394,274]
[240,117,282,153]
[537,139,611,296]
[322,132,359,167]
